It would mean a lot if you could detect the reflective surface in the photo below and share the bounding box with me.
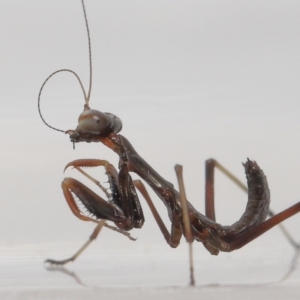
[0,241,299,299]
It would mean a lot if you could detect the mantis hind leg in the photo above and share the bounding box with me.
[224,202,300,250]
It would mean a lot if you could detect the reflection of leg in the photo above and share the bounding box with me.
[45,220,106,265]
[45,265,86,287]
[205,158,299,248]
[174,165,195,286]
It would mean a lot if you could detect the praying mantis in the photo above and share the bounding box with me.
[38,0,300,286]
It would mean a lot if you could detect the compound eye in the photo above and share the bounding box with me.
[77,109,110,134]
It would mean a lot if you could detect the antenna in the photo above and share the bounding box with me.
[38,0,93,132]
[81,0,92,107]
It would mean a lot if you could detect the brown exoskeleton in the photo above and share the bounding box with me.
[38,0,300,285]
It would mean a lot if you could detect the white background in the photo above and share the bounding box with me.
[0,0,300,298]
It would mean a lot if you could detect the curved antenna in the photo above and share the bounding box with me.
[81,0,92,108]
[38,0,93,132]
[38,69,87,133]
